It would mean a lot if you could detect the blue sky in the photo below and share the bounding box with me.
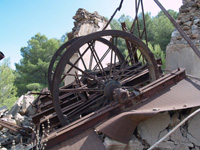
[0,0,182,69]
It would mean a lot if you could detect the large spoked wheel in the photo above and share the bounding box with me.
[52,30,159,125]
[48,37,80,92]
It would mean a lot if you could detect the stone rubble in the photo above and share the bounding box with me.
[67,8,109,40]
[170,0,200,45]
[0,93,36,150]
[104,108,200,150]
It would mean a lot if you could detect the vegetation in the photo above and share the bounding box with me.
[111,10,178,52]
[14,33,62,96]
[0,59,17,109]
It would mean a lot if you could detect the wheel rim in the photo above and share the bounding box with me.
[52,30,159,125]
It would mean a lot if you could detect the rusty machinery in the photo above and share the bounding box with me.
[30,0,200,149]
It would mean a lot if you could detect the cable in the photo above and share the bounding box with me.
[148,108,200,150]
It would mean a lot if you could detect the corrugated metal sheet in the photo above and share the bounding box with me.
[97,77,200,143]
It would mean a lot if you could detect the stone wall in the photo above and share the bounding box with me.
[166,0,200,77]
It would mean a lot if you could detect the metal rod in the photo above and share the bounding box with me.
[154,0,200,59]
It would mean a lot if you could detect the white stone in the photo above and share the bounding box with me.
[103,137,126,150]
[187,133,200,147]
[155,141,175,150]
[127,135,144,150]
[137,112,171,146]
[187,111,200,146]
[9,95,24,117]
[20,94,36,116]
[174,144,190,150]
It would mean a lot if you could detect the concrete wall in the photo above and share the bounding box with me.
[166,44,200,76]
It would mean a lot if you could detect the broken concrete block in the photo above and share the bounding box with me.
[103,137,126,150]
[170,127,190,145]
[187,133,200,147]
[174,144,190,150]
[127,135,144,150]
[187,111,200,146]
[155,141,175,150]
[137,112,170,146]
[20,94,36,116]
[9,95,24,117]
[0,106,8,117]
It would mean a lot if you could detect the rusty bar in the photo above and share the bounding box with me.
[141,0,148,44]
[103,0,124,30]
[153,0,200,59]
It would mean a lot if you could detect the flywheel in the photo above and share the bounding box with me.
[50,30,159,125]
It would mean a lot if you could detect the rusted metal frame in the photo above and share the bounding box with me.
[140,0,148,44]
[40,93,103,125]
[66,94,105,118]
[78,50,87,71]
[128,69,186,107]
[89,41,109,80]
[60,88,103,92]
[122,69,186,112]
[43,69,186,149]
[68,61,104,86]
[109,38,114,79]
[120,66,148,85]
[32,90,86,123]
[121,23,135,63]
[43,103,122,149]
[93,48,111,71]
[122,22,140,64]
[0,119,31,136]
[153,0,200,59]
[103,0,124,30]
[39,101,85,126]
[130,0,141,34]
[116,62,142,82]
[118,64,145,80]
[60,43,91,82]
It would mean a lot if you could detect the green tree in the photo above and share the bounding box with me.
[15,33,62,96]
[148,43,166,69]
[0,58,17,109]
[151,10,178,51]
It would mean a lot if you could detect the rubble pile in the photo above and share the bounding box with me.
[0,94,36,150]
[104,108,200,150]
[67,8,108,40]
[170,0,200,45]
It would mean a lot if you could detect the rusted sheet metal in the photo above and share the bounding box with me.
[40,68,185,148]
[96,112,155,143]
[134,77,200,112]
[47,129,106,150]
[97,75,200,144]
[0,51,4,60]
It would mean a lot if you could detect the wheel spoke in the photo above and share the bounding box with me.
[68,61,104,86]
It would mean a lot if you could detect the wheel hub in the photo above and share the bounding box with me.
[103,80,121,100]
